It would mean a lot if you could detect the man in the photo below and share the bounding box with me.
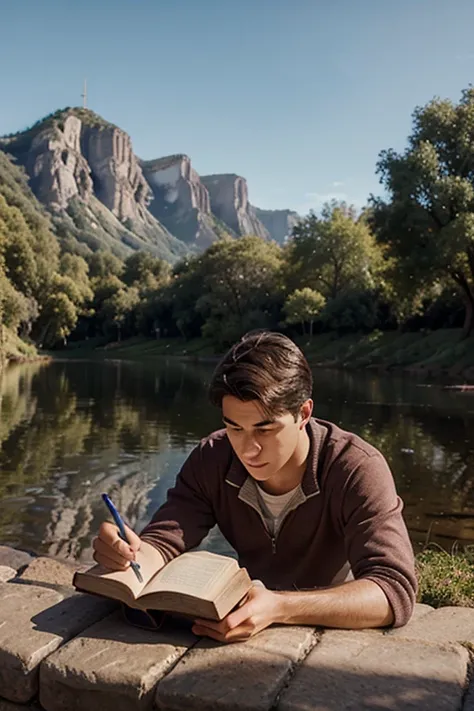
[93,331,417,642]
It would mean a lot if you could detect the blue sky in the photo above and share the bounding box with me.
[2,0,474,214]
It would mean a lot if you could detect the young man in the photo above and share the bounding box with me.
[93,331,417,642]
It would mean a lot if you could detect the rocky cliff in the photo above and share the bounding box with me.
[143,154,229,248]
[0,109,188,262]
[0,107,298,261]
[252,207,300,244]
[201,174,270,240]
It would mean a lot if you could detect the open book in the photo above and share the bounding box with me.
[73,546,252,621]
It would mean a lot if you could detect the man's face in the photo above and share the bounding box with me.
[221,395,309,483]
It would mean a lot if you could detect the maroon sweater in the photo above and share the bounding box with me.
[140,418,417,627]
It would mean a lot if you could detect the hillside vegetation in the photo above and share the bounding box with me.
[2,88,474,371]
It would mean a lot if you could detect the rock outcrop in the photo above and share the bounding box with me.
[201,174,270,239]
[1,107,299,262]
[0,109,188,262]
[253,207,300,244]
[80,123,152,224]
[143,155,226,248]
[24,115,93,210]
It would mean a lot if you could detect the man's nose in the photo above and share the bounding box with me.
[241,434,262,458]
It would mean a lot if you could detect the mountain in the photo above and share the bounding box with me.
[201,174,270,240]
[252,207,300,245]
[0,109,188,262]
[0,108,299,262]
[142,154,232,248]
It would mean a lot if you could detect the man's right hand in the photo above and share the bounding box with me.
[92,521,141,570]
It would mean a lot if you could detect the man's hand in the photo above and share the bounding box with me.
[92,521,141,570]
[192,583,282,643]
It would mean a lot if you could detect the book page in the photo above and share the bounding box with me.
[76,540,165,600]
[141,551,238,599]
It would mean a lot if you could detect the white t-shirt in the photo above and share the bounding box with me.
[256,484,300,535]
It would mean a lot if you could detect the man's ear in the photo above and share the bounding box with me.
[299,399,313,428]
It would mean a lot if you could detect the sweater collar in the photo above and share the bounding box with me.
[225,418,327,496]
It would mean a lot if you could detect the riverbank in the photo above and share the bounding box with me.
[55,329,474,381]
[0,326,47,371]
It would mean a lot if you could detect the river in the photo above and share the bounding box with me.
[0,357,473,562]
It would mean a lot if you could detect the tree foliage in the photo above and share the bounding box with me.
[372,88,474,336]
[286,201,385,299]
[5,87,474,357]
[284,288,325,335]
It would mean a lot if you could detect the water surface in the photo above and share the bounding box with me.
[0,358,473,561]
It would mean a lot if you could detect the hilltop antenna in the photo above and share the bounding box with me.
[81,79,88,109]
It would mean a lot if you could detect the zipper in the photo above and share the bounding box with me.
[235,494,277,554]
[237,480,320,556]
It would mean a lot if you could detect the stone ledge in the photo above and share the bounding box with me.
[18,556,86,589]
[0,546,33,572]
[0,582,113,704]
[0,571,471,711]
[40,612,197,711]
[278,634,469,711]
[155,626,316,711]
[0,567,16,583]
[389,606,474,645]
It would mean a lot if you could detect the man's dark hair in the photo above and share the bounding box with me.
[209,330,313,419]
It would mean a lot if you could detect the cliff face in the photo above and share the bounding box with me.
[80,124,153,223]
[24,115,93,210]
[0,107,299,262]
[201,174,270,240]
[0,109,188,262]
[252,207,300,244]
[143,154,225,247]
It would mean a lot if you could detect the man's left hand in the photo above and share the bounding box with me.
[192,583,282,643]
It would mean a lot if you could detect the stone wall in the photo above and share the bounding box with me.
[0,546,473,711]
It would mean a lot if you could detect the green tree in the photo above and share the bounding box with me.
[122,252,171,289]
[372,87,474,337]
[196,236,283,346]
[283,287,325,336]
[102,286,140,341]
[286,202,384,300]
[59,254,93,308]
[321,288,381,333]
[87,251,124,280]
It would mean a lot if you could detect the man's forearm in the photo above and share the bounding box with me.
[274,579,394,629]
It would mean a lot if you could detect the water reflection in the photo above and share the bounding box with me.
[0,359,473,559]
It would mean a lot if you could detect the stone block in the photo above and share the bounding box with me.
[0,701,41,710]
[0,582,113,703]
[40,611,196,711]
[278,635,469,711]
[0,546,33,572]
[0,567,16,583]
[155,625,316,711]
[411,602,434,621]
[19,557,85,588]
[243,624,316,662]
[389,606,474,645]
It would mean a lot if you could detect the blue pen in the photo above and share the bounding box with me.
[101,493,143,583]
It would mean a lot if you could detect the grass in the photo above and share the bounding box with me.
[295,328,474,379]
[416,546,474,608]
